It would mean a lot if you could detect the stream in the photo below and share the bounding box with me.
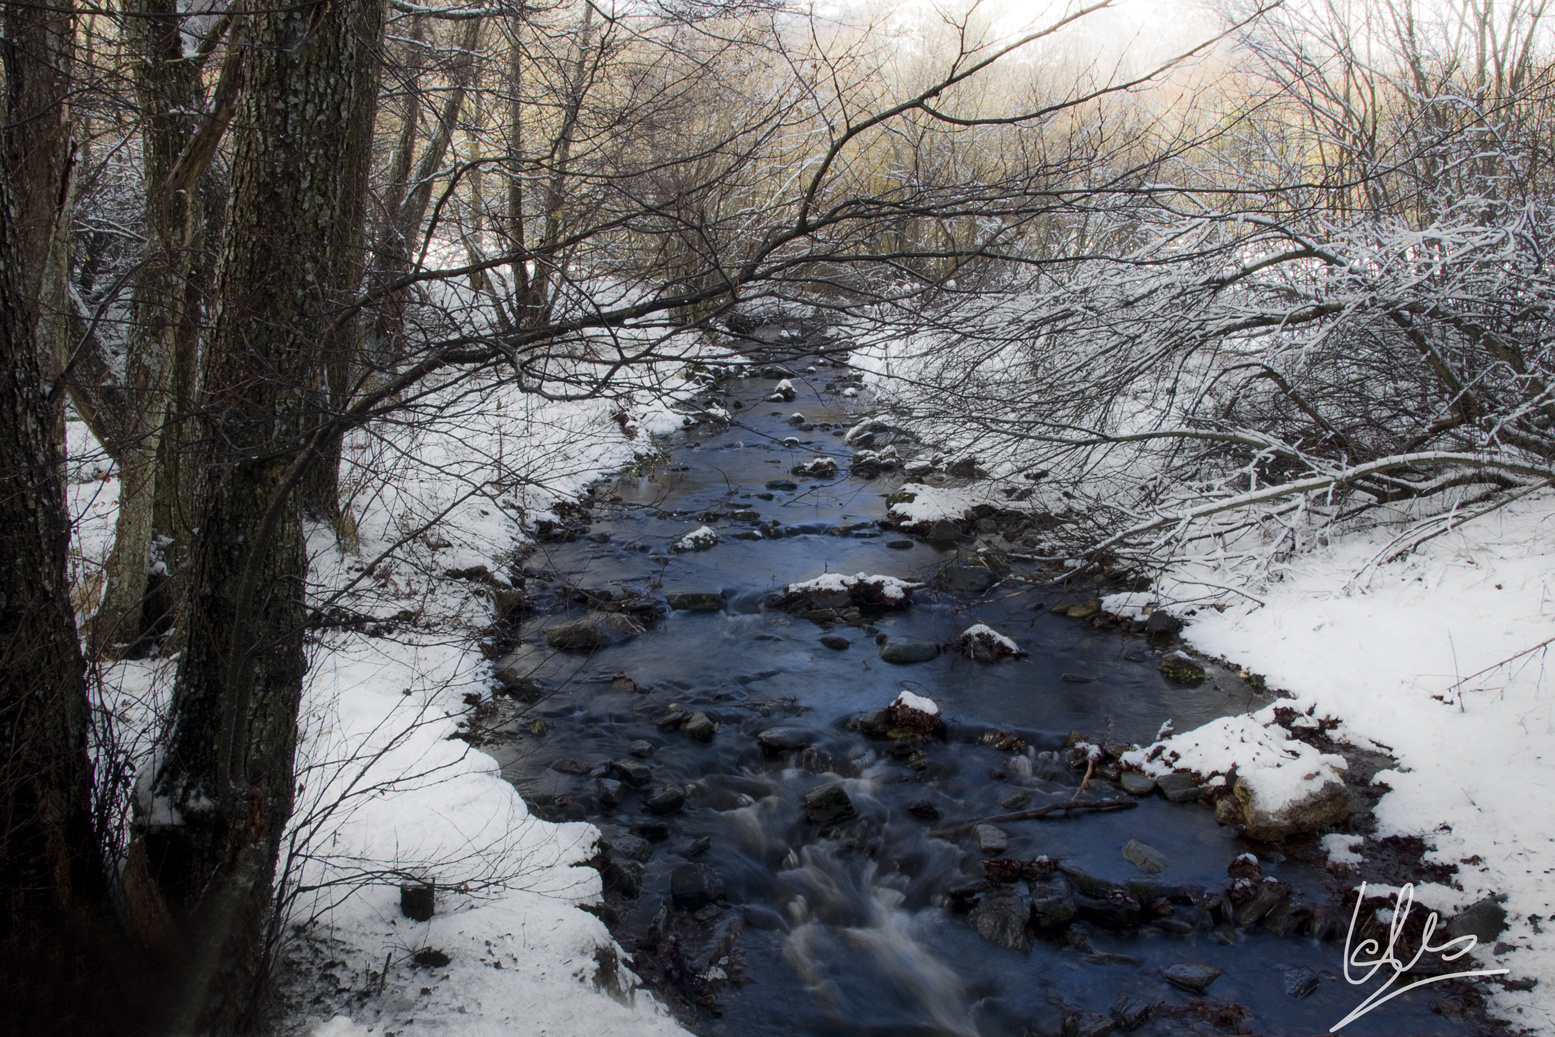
[476,336,1497,1037]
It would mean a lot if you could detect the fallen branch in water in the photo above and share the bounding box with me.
[927,797,1138,840]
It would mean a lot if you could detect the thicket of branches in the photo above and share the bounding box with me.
[854,0,1555,588]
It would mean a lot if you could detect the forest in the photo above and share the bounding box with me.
[2,0,1551,1033]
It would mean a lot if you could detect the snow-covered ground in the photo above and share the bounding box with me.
[1151,497,1555,1033]
[66,370,701,1037]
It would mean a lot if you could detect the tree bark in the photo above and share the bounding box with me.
[136,3,386,1032]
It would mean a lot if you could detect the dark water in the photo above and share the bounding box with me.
[483,351,1492,1037]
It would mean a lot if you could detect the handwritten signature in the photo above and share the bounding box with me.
[1333,881,1509,1031]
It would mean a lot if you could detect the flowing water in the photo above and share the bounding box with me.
[481,339,1496,1037]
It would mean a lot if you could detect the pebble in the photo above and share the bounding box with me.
[819,635,851,650]
[627,740,655,758]
[906,799,940,820]
[550,758,593,775]
[886,539,914,549]
[765,479,799,491]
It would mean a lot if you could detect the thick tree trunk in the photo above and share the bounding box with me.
[0,80,146,1037]
[136,3,386,1032]
[2,0,77,389]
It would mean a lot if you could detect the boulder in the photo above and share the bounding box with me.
[670,526,719,552]
[1161,962,1222,994]
[1158,652,1206,685]
[955,623,1024,661]
[975,825,1010,854]
[603,856,643,898]
[643,784,687,815]
[1284,965,1318,999]
[1122,839,1172,874]
[680,712,718,742]
[550,758,593,776]
[1447,896,1509,944]
[667,590,725,612]
[792,457,839,478]
[1155,771,1202,802]
[671,863,714,908]
[1231,773,1349,842]
[968,885,1034,953]
[879,636,940,664]
[595,778,627,807]
[1110,995,1151,1030]
[626,740,655,758]
[765,479,799,491]
[1119,772,1157,796]
[757,726,816,754]
[1028,873,1077,931]
[803,781,857,826]
[819,635,851,650]
[545,612,645,650]
[609,759,653,787]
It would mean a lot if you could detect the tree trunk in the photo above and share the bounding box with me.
[0,76,147,1037]
[93,0,208,657]
[136,3,386,1032]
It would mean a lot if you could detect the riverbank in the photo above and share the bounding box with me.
[67,373,701,1037]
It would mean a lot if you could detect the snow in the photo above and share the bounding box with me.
[892,690,940,716]
[1321,832,1365,866]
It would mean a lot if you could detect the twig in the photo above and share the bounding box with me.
[927,797,1138,840]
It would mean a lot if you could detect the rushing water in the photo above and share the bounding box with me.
[482,345,1496,1037]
